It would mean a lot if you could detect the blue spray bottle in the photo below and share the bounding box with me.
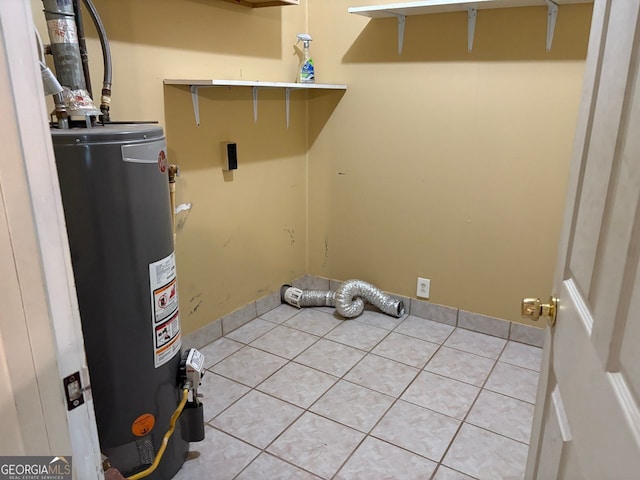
[296,33,315,84]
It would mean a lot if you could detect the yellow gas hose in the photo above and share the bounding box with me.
[126,388,189,480]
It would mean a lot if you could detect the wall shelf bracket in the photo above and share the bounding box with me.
[285,87,292,129]
[390,13,406,54]
[190,86,201,126]
[252,86,260,122]
[467,7,477,52]
[545,0,559,51]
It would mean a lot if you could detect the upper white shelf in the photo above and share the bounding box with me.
[164,79,348,127]
[348,0,593,53]
[348,0,589,17]
[164,79,347,90]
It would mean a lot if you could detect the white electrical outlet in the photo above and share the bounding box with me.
[417,277,430,298]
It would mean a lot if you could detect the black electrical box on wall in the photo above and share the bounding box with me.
[223,142,238,171]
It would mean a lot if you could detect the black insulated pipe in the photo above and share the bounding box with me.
[72,0,92,98]
[83,0,112,121]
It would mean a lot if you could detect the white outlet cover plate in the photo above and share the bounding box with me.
[417,277,430,298]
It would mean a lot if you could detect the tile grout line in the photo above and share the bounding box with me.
[203,310,317,423]
[324,314,435,478]
[198,306,539,479]
[205,319,331,425]
[228,324,390,478]
[205,347,537,425]
[210,308,405,479]
[434,464,481,480]
[204,316,538,425]
[254,311,415,478]
[332,322,460,479]
[430,337,512,479]
[214,354,323,478]
[202,419,322,480]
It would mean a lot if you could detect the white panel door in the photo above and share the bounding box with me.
[526,1,640,479]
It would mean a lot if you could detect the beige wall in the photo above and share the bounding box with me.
[307,2,592,325]
[33,0,592,330]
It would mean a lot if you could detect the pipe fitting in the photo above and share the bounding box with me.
[168,164,179,184]
[53,91,69,129]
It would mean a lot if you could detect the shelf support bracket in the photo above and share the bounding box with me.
[285,87,292,129]
[190,86,201,127]
[467,8,477,53]
[397,14,406,54]
[252,86,260,122]
[545,0,558,52]
[389,13,406,54]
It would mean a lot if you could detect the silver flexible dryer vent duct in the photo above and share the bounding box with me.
[281,279,405,319]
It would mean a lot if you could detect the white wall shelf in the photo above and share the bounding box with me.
[348,0,593,53]
[164,79,348,127]
[219,0,299,8]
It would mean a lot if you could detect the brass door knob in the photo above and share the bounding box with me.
[521,296,558,327]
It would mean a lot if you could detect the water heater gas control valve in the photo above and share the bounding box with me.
[180,348,205,390]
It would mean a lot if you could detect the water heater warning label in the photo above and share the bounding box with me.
[153,278,178,323]
[156,311,180,349]
[150,252,181,368]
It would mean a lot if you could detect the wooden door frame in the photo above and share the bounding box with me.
[0,1,102,478]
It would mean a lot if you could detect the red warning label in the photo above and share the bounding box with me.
[153,278,178,324]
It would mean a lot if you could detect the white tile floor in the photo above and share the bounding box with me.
[175,305,542,480]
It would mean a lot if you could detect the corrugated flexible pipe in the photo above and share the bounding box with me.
[281,279,405,319]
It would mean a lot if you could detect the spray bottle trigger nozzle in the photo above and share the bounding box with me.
[296,33,312,44]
